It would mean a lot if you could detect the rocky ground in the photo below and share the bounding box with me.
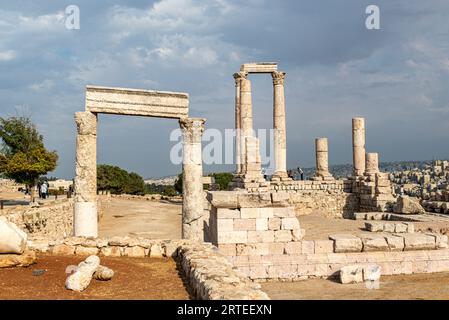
[0,254,190,300]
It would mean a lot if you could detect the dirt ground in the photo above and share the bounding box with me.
[0,254,190,300]
[262,272,449,300]
[99,198,182,239]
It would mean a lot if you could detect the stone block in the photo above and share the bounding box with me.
[292,229,303,241]
[314,240,334,254]
[340,265,363,284]
[218,244,237,256]
[384,235,405,251]
[426,233,448,249]
[75,246,99,256]
[217,219,234,232]
[394,223,408,233]
[399,234,436,251]
[123,246,146,257]
[329,234,363,253]
[365,222,383,232]
[302,241,315,254]
[284,242,302,255]
[149,244,164,258]
[100,246,122,257]
[249,266,268,279]
[268,218,281,231]
[217,231,248,244]
[240,208,259,219]
[273,207,295,218]
[274,230,293,242]
[259,208,274,218]
[383,223,395,233]
[234,219,256,231]
[268,243,285,255]
[216,208,240,219]
[362,235,389,252]
[404,222,415,233]
[247,231,274,243]
[281,217,300,230]
[255,218,268,231]
[51,244,75,256]
[363,264,381,281]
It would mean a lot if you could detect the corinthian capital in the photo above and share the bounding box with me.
[272,71,286,86]
[179,117,206,143]
[233,71,248,86]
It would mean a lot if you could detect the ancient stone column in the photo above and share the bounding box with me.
[272,71,288,180]
[315,138,333,179]
[352,117,366,177]
[240,77,253,174]
[179,118,206,241]
[74,111,98,237]
[234,72,247,175]
[365,152,379,175]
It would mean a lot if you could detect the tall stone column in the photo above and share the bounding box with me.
[74,111,98,237]
[314,137,333,180]
[240,77,253,174]
[234,72,247,175]
[272,71,288,180]
[180,118,205,241]
[352,117,366,177]
[365,152,379,175]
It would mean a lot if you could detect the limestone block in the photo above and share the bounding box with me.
[281,217,300,230]
[329,234,363,253]
[93,265,114,281]
[274,230,293,242]
[0,218,27,254]
[234,219,256,231]
[268,243,285,255]
[123,246,146,257]
[108,236,130,247]
[249,266,268,279]
[398,234,436,251]
[404,223,415,233]
[75,246,99,256]
[207,191,239,208]
[361,235,389,252]
[217,219,234,232]
[383,223,395,233]
[149,244,164,258]
[314,240,334,254]
[0,250,36,268]
[365,222,383,232]
[255,218,268,231]
[259,208,274,218]
[51,244,76,256]
[217,244,237,256]
[302,241,315,254]
[65,255,100,292]
[340,265,364,284]
[384,235,405,251]
[240,208,259,219]
[100,246,123,257]
[273,207,295,217]
[284,242,302,255]
[425,233,448,249]
[292,229,304,241]
[216,208,241,219]
[247,231,274,243]
[268,218,281,231]
[394,223,408,233]
[394,196,426,214]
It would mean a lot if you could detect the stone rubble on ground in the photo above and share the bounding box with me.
[65,255,100,292]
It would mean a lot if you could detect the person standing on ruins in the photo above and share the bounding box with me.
[40,181,48,199]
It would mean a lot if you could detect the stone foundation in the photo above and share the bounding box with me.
[1,199,74,239]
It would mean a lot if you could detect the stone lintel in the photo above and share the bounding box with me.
[85,85,189,119]
[240,62,278,73]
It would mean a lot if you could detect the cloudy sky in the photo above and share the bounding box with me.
[1,0,448,179]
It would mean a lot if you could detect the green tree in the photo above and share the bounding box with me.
[97,164,145,195]
[0,116,58,201]
[174,173,183,194]
[210,172,234,191]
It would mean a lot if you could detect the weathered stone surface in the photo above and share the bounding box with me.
[329,234,363,253]
[0,218,27,254]
[384,235,405,251]
[75,246,99,256]
[398,234,436,251]
[362,235,389,252]
[394,196,426,214]
[65,255,100,292]
[0,250,36,268]
[123,246,146,257]
[100,246,123,257]
[363,264,381,281]
[93,265,114,281]
[340,265,363,284]
[365,222,383,232]
[85,85,189,119]
[314,240,334,254]
[51,244,76,256]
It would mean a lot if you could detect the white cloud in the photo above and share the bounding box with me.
[0,50,16,61]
